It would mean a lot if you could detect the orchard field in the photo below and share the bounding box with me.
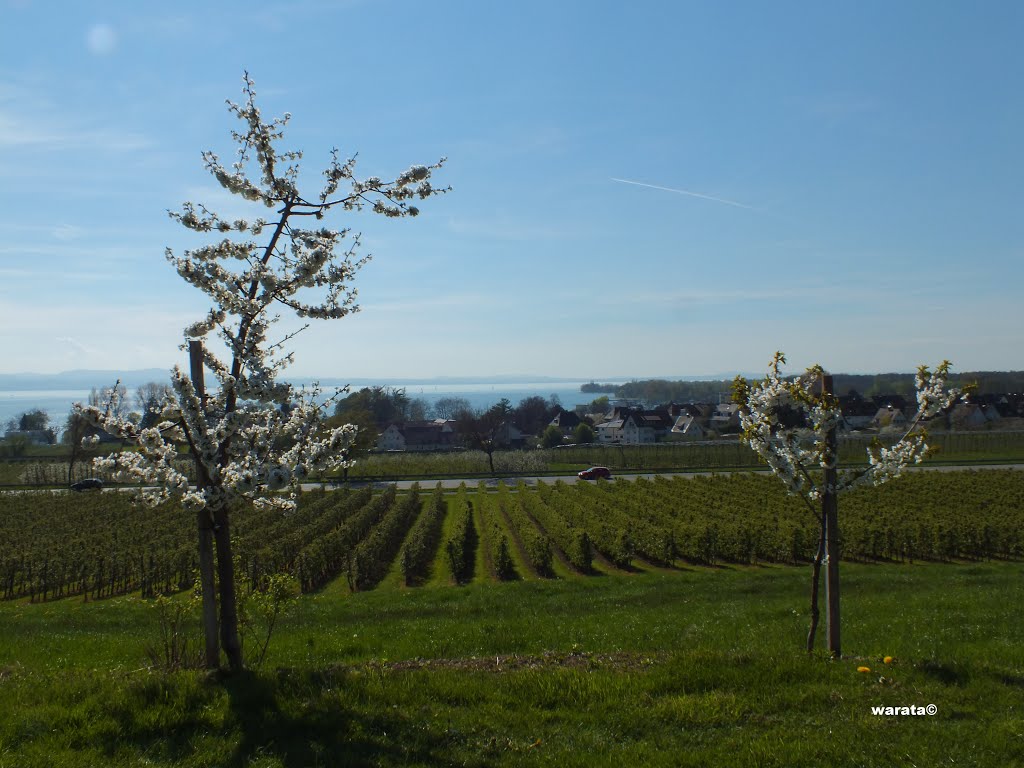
[2,469,1022,603]
[2,470,1024,766]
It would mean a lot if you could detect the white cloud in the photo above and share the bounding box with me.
[0,301,198,372]
[0,81,150,153]
[0,241,160,267]
[55,335,94,355]
[0,267,38,279]
[600,286,813,308]
[0,110,150,152]
[0,266,126,285]
[52,224,86,241]
[86,23,117,56]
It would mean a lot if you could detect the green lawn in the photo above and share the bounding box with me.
[1,562,1022,766]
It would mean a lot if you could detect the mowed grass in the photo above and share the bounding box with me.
[1,562,1023,767]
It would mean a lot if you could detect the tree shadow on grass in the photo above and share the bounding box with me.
[103,668,467,768]
[998,671,1024,688]
[918,659,970,687]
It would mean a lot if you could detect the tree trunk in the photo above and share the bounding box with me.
[821,374,841,657]
[213,504,243,672]
[190,340,221,670]
[823,490,841,656]
[806,514,826,652]
[197,511,219,669]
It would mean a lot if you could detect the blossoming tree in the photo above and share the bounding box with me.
[732,353,963,656]
[75,73,446,671]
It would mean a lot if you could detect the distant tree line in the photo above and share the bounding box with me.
[329,387,584,471]
[2,410,58,455]
[330,386,570,433]
[4,409,54,438]
[609,371,1024,404]
[0,382,182,471]
[611,379,736,403]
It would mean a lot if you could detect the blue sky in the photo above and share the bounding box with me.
[1,1,1021,379]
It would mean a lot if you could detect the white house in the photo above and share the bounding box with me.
[948,403,1000,429]
[669,415,705,441]
[871,406,908,430]
[377,424,405,451]
[709,403,741,432]
[596,418,624,444]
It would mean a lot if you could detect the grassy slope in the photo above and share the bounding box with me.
[1,562,1023,767]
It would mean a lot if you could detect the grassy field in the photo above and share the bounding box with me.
[1,561,1022,766]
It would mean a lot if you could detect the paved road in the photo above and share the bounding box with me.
[303,463,1024,492]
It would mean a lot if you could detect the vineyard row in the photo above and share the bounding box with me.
[1,470,1021,602]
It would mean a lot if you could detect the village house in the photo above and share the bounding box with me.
[871,405,908,430]
[994,393,1024,418]
[838,393,877,431]
[2,428,54,445]
[548,408,583,437]
[376,420,457,452]
[872,394,910,413]
[637,410,674,435]
[948,401,1001,429]
[665,402,713,421]
[595,417,625,444]
[492,421,527,449]
[709,403,741,432]
[621,414,655,444]
[669,414,705,441]
[595,408,674,444]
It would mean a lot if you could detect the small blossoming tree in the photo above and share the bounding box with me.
[732,353,963,656]
[74,73,446,671]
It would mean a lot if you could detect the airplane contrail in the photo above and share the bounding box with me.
[611,177,756,210]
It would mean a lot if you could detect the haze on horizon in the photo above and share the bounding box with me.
[1,1,1021,380]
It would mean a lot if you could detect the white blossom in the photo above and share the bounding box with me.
[734,353,963,502]
[70,73,443,523]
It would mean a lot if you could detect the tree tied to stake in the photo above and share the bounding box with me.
[732,353,965,656]
[74,72,447,671]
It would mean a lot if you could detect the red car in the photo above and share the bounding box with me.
[577,466,611,480]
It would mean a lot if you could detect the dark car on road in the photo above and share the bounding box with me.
[70,478,104,491]
[577,466,611,480]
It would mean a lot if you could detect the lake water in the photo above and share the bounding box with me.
[0,390,93,431]
[0,381,603,434]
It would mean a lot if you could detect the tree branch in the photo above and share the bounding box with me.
[267,324,310,352]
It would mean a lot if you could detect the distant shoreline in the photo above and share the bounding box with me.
[0,381,601,434]
[0,371,644,392]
